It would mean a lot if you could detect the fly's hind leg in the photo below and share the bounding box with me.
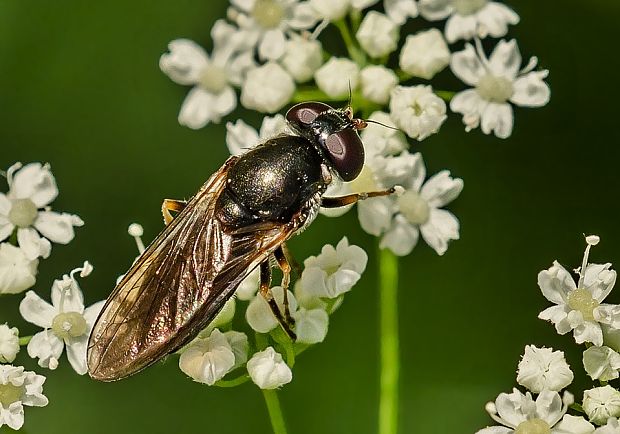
[161,199,187,225]
[320,187,398,208]
[273,246,295,326]
[259,260,297,341]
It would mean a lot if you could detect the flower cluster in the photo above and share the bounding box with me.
[175,236,367,389]
[0,162,104,429]
[160,0,548,140]
[476,236,620,433]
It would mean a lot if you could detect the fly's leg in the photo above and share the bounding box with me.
[274,247,295,326]
[320,187,397,208]
[259,260,297,341]
[161,199,187,225]
[282,243,302,276]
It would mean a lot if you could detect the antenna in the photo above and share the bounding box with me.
[365,119,400,131]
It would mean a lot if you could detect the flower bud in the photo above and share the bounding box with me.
[399,29,450,80]
[583,385,620,425]
[247,347,292,389]
[0,324,20,363]
[356,12,399,58]
[241,63,295,113]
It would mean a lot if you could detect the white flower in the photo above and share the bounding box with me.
[351,0,418,24]
[360,111,409,158]
[18,263,104,374]
[359,152,462,256]
[280,35,323,82]
[0,162,84,260]
[209,298,236,330]
[236,267,261,300]
[0,365,48,430]
[241,62,296,113]
[247,347,292,389]
[450,39,550,139]
[418,0,519,43]
[537,238,617,346]
[389,85,447,140]
[179,329,236,385]
[226,114,288,156]
[355,11,399,58]
[359,65,398,105]
[477,388,594,434]
[299,237,367,299]
[309,0,350,21]
[516,345,573,393]
[0,243,38,295]
[314,57,359,98]
[160,21,255,129]
[399,28,450,80]
[583,346,620,382]
[246,286,298,333]
[583,386,620,425]
[228,0,318,61]
[595,418,620,434]
[0,325,19,363]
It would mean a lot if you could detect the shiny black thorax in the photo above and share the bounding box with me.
[215,135,328,229]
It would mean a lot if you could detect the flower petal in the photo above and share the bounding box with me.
[65,335,88,375]
[27,331,64,369]
[551,414,594,434]
[178,87,216,129]
[33,211,83,244]
[160,39,209,85]
[384,0,418,25]
[19,291,56,328]
[488,39,521,79]
[51,279,85,313]
[480,102,513,139]
[258,29,287,61]
[445,14,478,43]
[420,170,463,208]
[476,3,520,39]
[510,70,550,107]
[420,208,460,255]
[380,214,419,256]
[0,192,11,215]
[9,163,58,208]
[417,0,452,21]
[226,119,260,156]
[289,2,319,29]
[450,43,485,86]
[358,197,394,236]
[17,227,51,260]
[537,261,575,305]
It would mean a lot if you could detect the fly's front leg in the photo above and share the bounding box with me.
[273,247,295,326]
[259,260,297,341]
[161,199,187,225]
[320,187,398,208]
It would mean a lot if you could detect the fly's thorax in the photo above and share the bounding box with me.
[215,135,328,229]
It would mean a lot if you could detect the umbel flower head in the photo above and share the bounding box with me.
[19,262,104,374]
[0,162,84,260]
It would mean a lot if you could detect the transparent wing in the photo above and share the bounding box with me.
[87,158,296,381]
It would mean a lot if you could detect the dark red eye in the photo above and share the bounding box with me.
[286,102,332,127]
[324,129,365,182]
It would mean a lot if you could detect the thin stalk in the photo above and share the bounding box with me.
[215,374,250,388]
[262,389,288,434]
[19,335,32,346]
[436,90,456,102]
[333,19,366,66]
[378,245,399,434]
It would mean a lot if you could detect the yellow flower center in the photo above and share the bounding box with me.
[476,74,514,103]
[452,0,488,15]
[0,383,25,407]
[51,312,88,339]
[252,0,285,29]
[199,64,228,94]
[8,198,38,228]
[568,288,600,321]
[398,191,430,225]
[349,165,378,193]
[514,418,551,434]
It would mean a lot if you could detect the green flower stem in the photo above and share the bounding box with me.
[19,335,32,346]
[262,389,288,434]
[333,19,366,66]
[378,245,399,434]
[215,374,250,388]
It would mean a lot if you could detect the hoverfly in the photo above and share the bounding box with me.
[87,102,395,381]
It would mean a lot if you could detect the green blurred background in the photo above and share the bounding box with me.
[1,0,619,433]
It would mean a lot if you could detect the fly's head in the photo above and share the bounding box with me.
[286,102,366,182]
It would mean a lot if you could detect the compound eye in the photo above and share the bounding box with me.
[324,129,365,182]
[286,102,332,127]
